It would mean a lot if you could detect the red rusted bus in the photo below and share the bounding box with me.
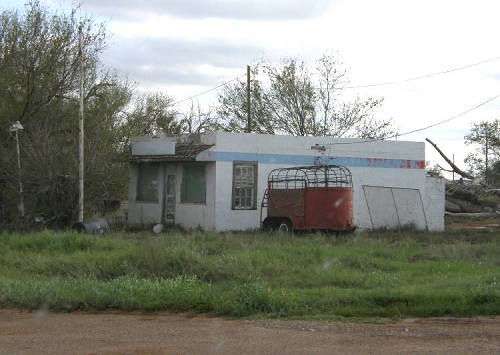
[261,165,355,233]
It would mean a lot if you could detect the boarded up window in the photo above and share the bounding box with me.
[232,162,257,209]
[181,165,206,203]
[137,163,158,202]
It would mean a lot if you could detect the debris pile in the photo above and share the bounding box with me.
[445,180,500,216]
[425,137,499,217]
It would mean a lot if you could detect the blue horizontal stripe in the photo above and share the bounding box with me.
[196,151,425,169]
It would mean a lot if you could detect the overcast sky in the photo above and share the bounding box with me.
[3,0,500,174]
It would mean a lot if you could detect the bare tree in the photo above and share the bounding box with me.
[180,101,222,133]
[217,53,396,138]
[316,53,346,136]
[316,54,394,139]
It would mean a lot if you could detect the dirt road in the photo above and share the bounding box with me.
[0,309,499,354]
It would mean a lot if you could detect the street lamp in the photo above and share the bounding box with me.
[9,121,24,218]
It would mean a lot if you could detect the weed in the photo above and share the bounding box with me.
[0,229,498,318]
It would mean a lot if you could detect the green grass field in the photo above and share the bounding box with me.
[0,229,499,319]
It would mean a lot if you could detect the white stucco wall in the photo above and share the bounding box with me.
[128,162,216,230]
[422,176,446,231]
[174,162,216,230]
[214,164,426,231]
[353,169,425,230]
[208,131,424,160]
[206,132,431,232]
[128,132,445,232]
[215,161,279,231]
[127,163,164,225]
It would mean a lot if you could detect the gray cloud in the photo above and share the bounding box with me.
[82,0,335,21]
[102,36,264,87]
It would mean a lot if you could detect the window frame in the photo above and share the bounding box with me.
[136,162,159,203]
[231,161,258,210]
[180,163,207,204]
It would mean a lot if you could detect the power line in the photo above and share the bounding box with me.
[170,55,500,108]
[172,73,245,107]
[343,55,500,89]
[325,92,500,146]
[395,93,500,136]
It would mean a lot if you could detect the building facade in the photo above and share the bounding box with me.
[128,131,445,231]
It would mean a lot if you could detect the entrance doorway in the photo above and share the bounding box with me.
[164,172,176,224]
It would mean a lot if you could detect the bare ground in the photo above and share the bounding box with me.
[446,216,500,231]
[0,310,499,354]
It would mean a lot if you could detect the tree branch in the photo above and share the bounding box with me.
[426,138,475,180]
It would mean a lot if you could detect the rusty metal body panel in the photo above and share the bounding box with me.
[268,189,305,229]
[303,187,354,230]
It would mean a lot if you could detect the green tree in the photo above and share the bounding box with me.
[217,54,395,138]
[0,1,136,227]
[217,65,275,134]
[464,119,500,183]
[426,164,444,178]
[119,92,182,148]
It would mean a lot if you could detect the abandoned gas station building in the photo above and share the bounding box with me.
[128,131,445,231]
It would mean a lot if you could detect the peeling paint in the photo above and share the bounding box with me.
[196,151,425,169]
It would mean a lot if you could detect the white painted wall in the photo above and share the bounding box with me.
[214,163,426,231]
[422,176,446,231]
[128,132,445,232]
[392,188,427,229]
[127,163,164,225]
[352,168,425,230]
[210,131,424,160]
[215,161,280,231]
[210,132,429,231]
[128,161,216,229]
[362,186,428,229]
[175,162,216,230]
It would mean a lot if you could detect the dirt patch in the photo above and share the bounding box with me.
[0,309,499,354]
[446,216,500,231]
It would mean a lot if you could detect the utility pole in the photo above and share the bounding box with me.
[246,65,251,133]
[78,25,84,223]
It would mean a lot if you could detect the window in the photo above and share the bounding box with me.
[136,163,158,202]
[232,162,257,210]
[181,165,206,203]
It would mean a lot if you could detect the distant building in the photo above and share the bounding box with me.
[128,131,445,231]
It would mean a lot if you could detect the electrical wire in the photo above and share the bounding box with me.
[324,92,500,146]
[343,55,500,89]
[171,73,245,106]
[169,55,500,106]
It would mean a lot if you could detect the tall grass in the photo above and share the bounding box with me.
[0,229,498,318]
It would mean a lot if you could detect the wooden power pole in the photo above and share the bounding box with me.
[78,25,84,223]
[246,65,251,133]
